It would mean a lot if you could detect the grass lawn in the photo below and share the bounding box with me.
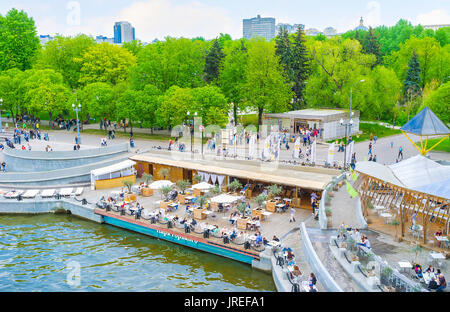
[238,114,259,127]
[327,122,401,143]
[415,137,450,153]
[82,129,171,141]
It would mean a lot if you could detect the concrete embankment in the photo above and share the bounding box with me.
[0,198,103,223]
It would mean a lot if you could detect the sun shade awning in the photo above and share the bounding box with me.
[91,160,136,177]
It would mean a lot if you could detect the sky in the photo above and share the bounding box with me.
[0,0,449,42]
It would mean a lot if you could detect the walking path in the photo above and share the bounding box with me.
[306,227,361,292]
[330,183,363,229]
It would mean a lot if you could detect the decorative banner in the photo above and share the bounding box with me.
[345,141,354,166]
[293,136,301,159]
[346,180,359,198]
[311,139,317,163]
[249,134,257,159]
[327,142,335,164]
[263,136,271,160]
[276,137,281,160]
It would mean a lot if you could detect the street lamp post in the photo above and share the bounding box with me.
[72,103,82,144]
[187,111,197,154]
[340,79,364,170]
[0,98,3,133]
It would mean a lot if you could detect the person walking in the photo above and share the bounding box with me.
[398,146,403,160]
[289,207,296,223]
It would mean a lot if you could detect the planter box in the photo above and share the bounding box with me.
[266,200,277,212]
[237,217,250,230]
[193,208,206,220]
[245,189,252,198]
[193,189,203,197]
[177,194,186,204]
[160,200,172,209]
[142,188,153,197]
[252,208,263,219]
[124,192,137,202]
[210,202,219,212]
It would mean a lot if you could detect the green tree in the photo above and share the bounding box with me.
[35,35,96,89]
[0,8,40,71]
[77,43,137,86]
[23,69,71,124]
[131,37,206,92]
[203,39,225,84]
[421,82,450,124]
[291,25,311,108]
[191,86,229,127]
[77,82,115,123]
[218,39,248,125]
[244,38,293,130]
[362,27,382,66]
[0,68,27,121]
[122,40,144,56]
[156,86,193,129]
[403,50,422,100]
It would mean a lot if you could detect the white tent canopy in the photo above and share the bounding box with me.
[192,182,214,190]
[387,155,450,189]
[356,155,450,199]
[148,180,174,190]
[90,160,136,190]
[210,193,241,204]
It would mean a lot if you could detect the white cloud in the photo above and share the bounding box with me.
[416,9,450,25]
[365,1,381,28]
[118,0,239,41]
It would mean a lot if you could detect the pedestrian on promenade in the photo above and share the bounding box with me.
[373,155,377,162]
[374,135,378,144]
[398,146,403,160]
[290,207,296,223]
[390,141,394,149]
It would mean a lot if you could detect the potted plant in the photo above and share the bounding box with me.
[267,184,282,200]
[177,180,190,203]
[391,219,401,242]
[325,207,332,217]
[381,266,393,286]
[122,180,136,202]
[160,168,170,180]
[411,243,422,264]
[142,173,154,197]
[193,195,207,220]
[227,179,242,195]
[256,193,267,209]
[193,174,202,184]
[210,185,221,196]
[159,185,173,209]
[236,202,250,230]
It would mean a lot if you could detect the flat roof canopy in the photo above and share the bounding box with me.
[264,108,360,120]
[91,160,136,177]
[130,151,339,191]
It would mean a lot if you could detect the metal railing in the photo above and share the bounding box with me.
[335,234,426,292]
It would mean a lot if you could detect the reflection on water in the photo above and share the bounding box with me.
[0,214,275,292]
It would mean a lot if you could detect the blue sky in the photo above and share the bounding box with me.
[1,0,449,41]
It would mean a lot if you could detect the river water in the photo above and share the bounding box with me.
[0,214,275,292]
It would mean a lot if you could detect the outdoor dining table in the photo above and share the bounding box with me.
[283,198,292,203]
[184,196,195,204]
[422,272,436,285]
[268,240,280,247]
[301,281,317,292]
[398,261,412,273]
[435,236,448,248]
[379,213,393,224]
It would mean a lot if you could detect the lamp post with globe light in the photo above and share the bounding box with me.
[187,111,197,154]
[72,102,82,144]
[340,79,364,170]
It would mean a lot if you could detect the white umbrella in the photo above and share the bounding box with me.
[210,193,241,204]
[148,180,174,190]
[192,182,214,190]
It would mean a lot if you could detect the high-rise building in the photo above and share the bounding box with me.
[243,15,276,40]
[114,21,135,44]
